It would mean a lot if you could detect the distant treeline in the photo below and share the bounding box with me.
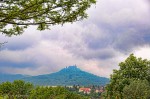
[0,80,89,99]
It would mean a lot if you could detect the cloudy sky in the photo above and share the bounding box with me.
[0,0,150,77]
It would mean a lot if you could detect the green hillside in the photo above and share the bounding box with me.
[23,66,109,86]
[0,73,26,83]
[0,66,109,86]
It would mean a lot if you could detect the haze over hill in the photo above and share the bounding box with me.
[0,66,109,86]
[0,73,25,83]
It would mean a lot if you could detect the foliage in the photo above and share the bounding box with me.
[28,86,88,99]
[12,80,33,98]
[104,54,150,99]
[0,80,89,99]
[0,80,33,99]
[0,81,12,95]
[0,0,96,36]
[123,80,150,99]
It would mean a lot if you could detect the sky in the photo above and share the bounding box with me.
[0,0,150,77]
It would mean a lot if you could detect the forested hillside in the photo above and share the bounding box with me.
[23,66,109,86]
[0,66,109,86]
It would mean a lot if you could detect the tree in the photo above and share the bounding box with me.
[12,80,33,99]
[0,81,13,99]
[0,0,96,36]
[123,80,150,99]
[29,86,88,99]
[104,54,150,99]
[0,80,33,99]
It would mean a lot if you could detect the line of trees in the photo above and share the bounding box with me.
[0,80,33,99]
[0,80,89,99]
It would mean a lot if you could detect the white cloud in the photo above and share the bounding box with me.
[133,45,150,60]
[88,0,150,26]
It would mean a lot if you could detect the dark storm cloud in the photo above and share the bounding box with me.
[82,49,116,60]
[111,26,150,52]
[85,0,150,53]
[0,61,36,69]
[84,36,110,50]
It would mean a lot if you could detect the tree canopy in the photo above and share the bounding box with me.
[123,80,150,99]
[0,80,88,99]
[103,54,150,99]
[0,80,33,99]
[0,0,96,36]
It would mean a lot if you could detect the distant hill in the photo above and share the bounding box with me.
[23,66,109,86]
[0,73,26,83]
[0,66,109,86]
